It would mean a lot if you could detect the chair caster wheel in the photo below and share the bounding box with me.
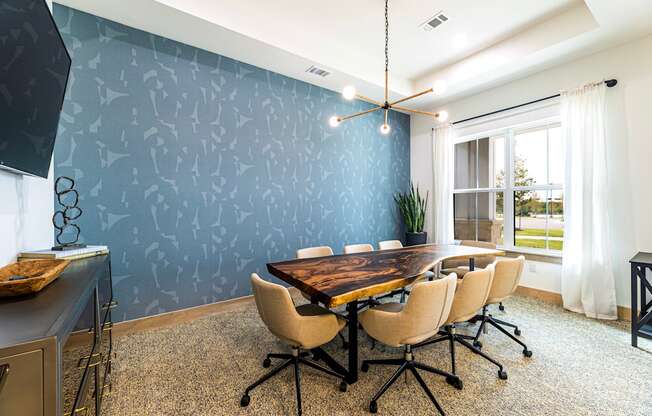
[523,349,532,357]
[498,370,508,380]
[361,362,370,372]
[339,381,347,392]
[369,400,378,413]
[446,375,463,390]
[499,304,505,311]
[473,340,482,349]
[240,394,251,407]
[514,329,521,336]
[262,358,271,368]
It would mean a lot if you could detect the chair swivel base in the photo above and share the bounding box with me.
[415,325,509,380]
[240,347,347,415]
[473,307,532,357]
[361,346,461,415]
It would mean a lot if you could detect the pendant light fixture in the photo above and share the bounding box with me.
[329,0,448,134]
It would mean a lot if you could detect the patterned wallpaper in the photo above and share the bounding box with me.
[52,5,410,321]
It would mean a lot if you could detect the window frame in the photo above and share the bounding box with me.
[452,116,563,255]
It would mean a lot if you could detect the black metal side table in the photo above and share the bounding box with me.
[629,252,652,347]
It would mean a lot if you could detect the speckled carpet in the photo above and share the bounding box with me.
[103,295,652,415]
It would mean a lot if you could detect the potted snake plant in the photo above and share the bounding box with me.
[394,183,429,246]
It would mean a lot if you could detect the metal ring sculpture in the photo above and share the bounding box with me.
[52,176,83,247]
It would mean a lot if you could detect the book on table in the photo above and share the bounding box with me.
[19,245,109,260]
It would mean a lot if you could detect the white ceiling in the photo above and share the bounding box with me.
[154,0,577,82]
[56,0,652,111]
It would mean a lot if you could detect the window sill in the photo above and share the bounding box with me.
[499,247,562,265]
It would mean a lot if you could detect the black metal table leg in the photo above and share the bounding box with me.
[641,265,647,335]
[346,300,359,384]
[628,253,652,348]
[469,257,475,272]
[631,263,639,347]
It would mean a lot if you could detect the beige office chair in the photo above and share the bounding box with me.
[441,240,506,312]
[377,240,403,250]
[414,266,508,380]
[297,245,333,259]
[296,245,334,303]
[241,274,348,415]
[359,274,459,415]
[295,246,348,349]
[344,243,374,254]
[472,256,532,357]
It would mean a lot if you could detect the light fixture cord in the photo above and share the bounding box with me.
[385,0,389,74]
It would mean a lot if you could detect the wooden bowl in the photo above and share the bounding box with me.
[0,259,71,298]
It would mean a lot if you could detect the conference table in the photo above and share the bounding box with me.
[267,243,504,384]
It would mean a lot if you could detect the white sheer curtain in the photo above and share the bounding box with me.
[561,82,617,319]
[432,125,454,244]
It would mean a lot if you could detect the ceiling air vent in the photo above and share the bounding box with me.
[421,11,448,31]
[305,65,330,77]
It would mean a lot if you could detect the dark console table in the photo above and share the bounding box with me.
[0,255,114,416]
[629,252,652,347]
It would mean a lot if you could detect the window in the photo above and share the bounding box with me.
[453,123,563,253]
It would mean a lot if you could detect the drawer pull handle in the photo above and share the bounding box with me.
[77,353,103,369]
[0,364,9,394]
[77,352,101,368]
[64,406,87,416]
[87,356,103,368]
[88,356,110,369]
[102,300,118,310]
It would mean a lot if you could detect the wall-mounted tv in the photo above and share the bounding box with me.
[0,0,71,178]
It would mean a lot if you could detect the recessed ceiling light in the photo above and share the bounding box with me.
[305,65,330,77]
[420,10,448,32]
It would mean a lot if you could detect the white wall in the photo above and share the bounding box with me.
[0,168,54,265]
[0,0,55,266]
[411,34,652,307]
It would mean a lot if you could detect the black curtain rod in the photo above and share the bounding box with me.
[450,78,617,126]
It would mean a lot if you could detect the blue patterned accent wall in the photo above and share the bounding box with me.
[53,5,410,322]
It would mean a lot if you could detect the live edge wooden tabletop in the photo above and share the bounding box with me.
[267,244,504,308]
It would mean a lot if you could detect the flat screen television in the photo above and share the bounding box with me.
[0,0,71,178]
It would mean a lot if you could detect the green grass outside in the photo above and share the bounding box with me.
[515,228,564,238]
[515,238,563,251]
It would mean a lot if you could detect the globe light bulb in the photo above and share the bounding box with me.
[380,123,391,135]
[432,80,447,95]
[435,110,449,122]
[342,85,356,100]
[329,116,341,127]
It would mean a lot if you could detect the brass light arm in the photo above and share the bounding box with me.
[355,94,384,106]
[391,105,438,118]
[327,0,449,130]
[388,87,434,107]
[384,70,388,103]
[338,105,383,122]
